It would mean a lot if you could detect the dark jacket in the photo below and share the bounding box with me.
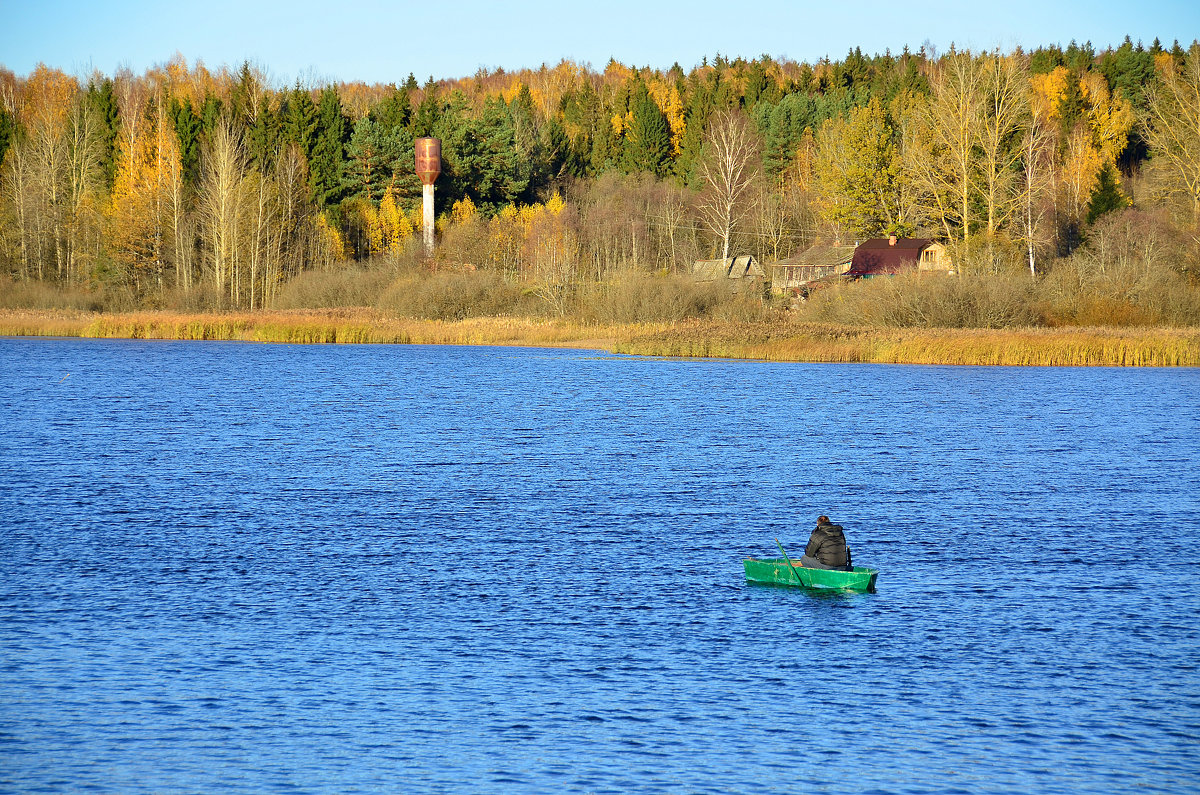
[805,521,851,569]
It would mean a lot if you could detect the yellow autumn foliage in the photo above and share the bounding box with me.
[647,78,686,155]
[451,196,478,226]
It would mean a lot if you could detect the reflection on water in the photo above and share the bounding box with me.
[1,338,1198,793]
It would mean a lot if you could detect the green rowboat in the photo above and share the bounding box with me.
[744,557,879,592]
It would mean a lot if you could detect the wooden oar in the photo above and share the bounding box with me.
[775,538,804,585]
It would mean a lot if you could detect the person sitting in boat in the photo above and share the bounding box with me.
[800,515,853,571]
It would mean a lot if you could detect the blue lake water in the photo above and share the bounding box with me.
[1,337,1198,794]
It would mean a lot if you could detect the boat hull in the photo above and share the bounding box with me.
[744,557,878,592]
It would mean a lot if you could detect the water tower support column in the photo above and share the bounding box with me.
[414,137,441,259]
[422,183,435,257]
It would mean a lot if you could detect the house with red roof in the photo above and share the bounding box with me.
[847,236,954,278]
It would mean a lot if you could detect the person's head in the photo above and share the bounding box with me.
[817,515,830,525]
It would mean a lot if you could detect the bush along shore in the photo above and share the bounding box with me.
[3,309,1198,367]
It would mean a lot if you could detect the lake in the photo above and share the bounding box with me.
[1,337,1197,793]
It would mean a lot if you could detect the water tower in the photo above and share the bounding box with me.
[415,137,441,257]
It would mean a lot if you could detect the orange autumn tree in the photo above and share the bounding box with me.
[109,98,183,294]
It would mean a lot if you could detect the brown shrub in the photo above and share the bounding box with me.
[271,267,394,309]
[0,278,135,312]
[799,272,1039,328]
[1039,209,1200,326]
[376,270,529,320]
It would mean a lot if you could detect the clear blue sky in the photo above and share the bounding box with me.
[2,0,1198,85]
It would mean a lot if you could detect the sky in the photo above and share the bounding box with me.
[2,0,1199,85]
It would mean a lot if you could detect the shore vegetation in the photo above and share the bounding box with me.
[2,40,1200,365]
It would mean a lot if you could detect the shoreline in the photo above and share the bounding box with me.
[2,309,1198,367]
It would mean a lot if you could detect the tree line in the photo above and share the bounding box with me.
[1,37,1199,312]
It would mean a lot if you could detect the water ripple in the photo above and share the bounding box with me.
[1,339,1198,793]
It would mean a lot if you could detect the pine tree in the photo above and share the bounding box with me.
[342,116,411,203]
[442,96,529,210]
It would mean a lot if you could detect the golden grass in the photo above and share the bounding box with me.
[0,309,639,349]
[2,309,1198,367]
[612,320,1200,367]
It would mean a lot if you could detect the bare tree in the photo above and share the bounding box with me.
[695,109,760,260]
[1017,113,1056,277]
[976,53,1030,236]
[1143,44,1200,235]
[906,52,983,248]
[64,94,105,285]
[199,118,247,304]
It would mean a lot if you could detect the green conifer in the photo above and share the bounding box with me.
[1086,163,1129,225]
[310,87,347,207]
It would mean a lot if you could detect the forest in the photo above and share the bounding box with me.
[2,37,1200,329]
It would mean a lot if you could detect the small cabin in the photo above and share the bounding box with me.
[692,255,765,284]
[771,244,856,291]
[847,236,954,278]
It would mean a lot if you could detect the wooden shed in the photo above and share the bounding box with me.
[692,255,765,283]
[770,244,856,290]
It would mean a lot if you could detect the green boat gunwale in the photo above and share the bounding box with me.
[743,556,879,593]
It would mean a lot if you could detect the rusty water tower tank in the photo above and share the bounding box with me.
[415,137,441,185]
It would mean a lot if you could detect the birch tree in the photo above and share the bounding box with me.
[906,52,983,247]
[1017,112,1056,277]
[1142,44,1200,232]
[695,109,759,259]
[199,118,247,304]
[976,54,1030,236]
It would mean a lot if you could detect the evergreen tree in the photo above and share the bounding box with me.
[510,84,545,198]
[230,62,259,128]
[310,86,347,207]
[199,94,223,139]
[1029,46,1065,75]
[1057,72,1086,142]
[245,98,280,173]
[168,96,201,184]
[836,47,871,91]
[281,84,318,160]
[0,106,12,169]
[412,77,441,136]
[85,78,121,190]
[622,81,671,176]
[438,95,530,211]
[1100,37,1155,110]
[1065,40,1096,71]
[541,115,572,180]
[342,116,412,203]
[759,93,821,178]
[372,85,411,131]
[676,73,715,181]
[1086,162,1128,225]
[742,59,770,109]
[561,78,604,175]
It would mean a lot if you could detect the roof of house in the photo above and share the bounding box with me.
[848,238,933,276]
[692,255,764,280]
[775,244,856,270]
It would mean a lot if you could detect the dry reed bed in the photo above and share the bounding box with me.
[0,310,635,349]
[2,310,1198,367]
[612,321,1200,367]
